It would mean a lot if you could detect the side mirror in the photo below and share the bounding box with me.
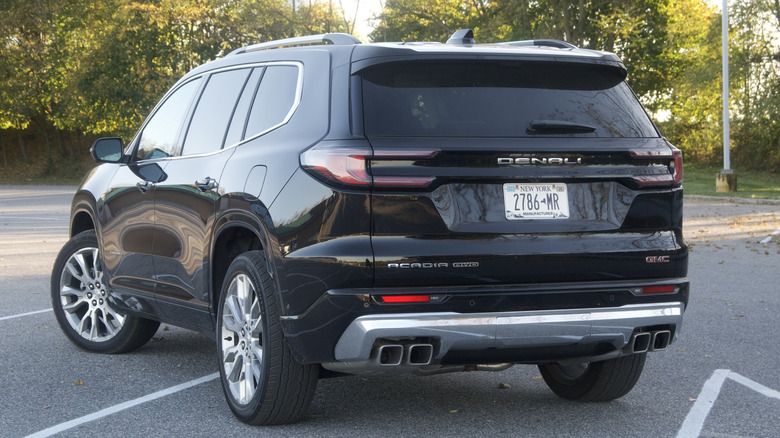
[91,137,124,163]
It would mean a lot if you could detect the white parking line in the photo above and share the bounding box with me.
[25,372,220,438]
[677,369,780,438]
[0,308,53,322]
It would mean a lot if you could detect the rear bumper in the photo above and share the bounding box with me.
[334,302,684,362]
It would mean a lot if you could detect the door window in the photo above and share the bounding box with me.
[182,68,252,156]
[136,78,201,160]
[223,68,264,148]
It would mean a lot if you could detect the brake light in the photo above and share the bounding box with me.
[300,145,439,188]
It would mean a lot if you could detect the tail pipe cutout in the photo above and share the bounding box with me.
[376,341,434,366]
[628,329,672,354]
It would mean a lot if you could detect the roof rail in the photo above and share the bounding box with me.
[229,33,361,56]
[497,39,577,49]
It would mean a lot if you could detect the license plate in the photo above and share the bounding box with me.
[504,183,569,220]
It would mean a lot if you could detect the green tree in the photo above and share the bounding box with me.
[657,0,722,164]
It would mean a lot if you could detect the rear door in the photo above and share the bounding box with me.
[357,58,684,288]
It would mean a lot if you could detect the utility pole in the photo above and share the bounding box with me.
[717,0,737,192]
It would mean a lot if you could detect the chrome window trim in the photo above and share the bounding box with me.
[129,61,304,163]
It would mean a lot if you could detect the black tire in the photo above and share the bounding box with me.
[538,353,647,402]
[51,230,160,354]
[216,251,318,425]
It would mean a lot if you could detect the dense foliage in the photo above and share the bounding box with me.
[1,0,779,175]
[0,0,347,170]
[371,0,780,170]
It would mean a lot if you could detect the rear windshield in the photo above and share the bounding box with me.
[360,61,658,138]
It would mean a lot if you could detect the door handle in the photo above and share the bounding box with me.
[136,180,155,194]
[195,177,218,192]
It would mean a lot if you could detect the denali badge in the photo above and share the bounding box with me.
[498,157,582,165]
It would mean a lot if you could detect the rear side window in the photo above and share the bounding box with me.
[361,61,658,138]
[244,65,299,139]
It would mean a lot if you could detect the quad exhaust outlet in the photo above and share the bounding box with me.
[629,330,671,354]
[377,343,434,366]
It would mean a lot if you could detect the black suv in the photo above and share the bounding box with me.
[52,29,688,425]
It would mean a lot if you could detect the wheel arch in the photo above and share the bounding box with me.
[70,192,97,237]
[210,211,273,315]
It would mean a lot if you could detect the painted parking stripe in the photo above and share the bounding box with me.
[25,372,220,438]
[677,369,780,438]
[0,308,52,322]
[676,369,730,438]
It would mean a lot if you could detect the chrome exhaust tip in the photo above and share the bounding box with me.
[650,330,671,351]
[377,344,403,365]
[407,344,434,365]
[632,332,651,353]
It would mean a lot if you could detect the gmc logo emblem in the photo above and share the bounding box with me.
[646,256,670,263]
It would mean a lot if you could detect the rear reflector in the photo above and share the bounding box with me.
[380,295,431,303]
[642,285,677,294]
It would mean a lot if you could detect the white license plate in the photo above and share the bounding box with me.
[504,183,569,220]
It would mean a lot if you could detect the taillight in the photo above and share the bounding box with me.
[300,144,439,188]
[629,146,683,187]
[670,148,683,184]
[300,147,372,187]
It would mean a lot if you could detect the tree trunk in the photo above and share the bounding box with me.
[41,126,53,166]
[16,125,29,163]
[56,128,65,159]
[66,131,75,160]
[1,133,7,167]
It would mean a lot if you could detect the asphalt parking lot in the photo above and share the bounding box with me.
[1,186,779,437]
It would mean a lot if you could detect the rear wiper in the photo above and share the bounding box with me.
[527,120,597,135]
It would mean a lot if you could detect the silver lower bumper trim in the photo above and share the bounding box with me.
[334,302,684,361]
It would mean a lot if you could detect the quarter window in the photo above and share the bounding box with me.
[244,65,299,139]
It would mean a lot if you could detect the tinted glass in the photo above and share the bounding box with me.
[182,68,251,155]
[361,61,658,138]
[223,68,264,147]
[245,65,299,139]
[136,79,201,160]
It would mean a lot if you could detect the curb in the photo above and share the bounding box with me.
[685,194,780,206]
